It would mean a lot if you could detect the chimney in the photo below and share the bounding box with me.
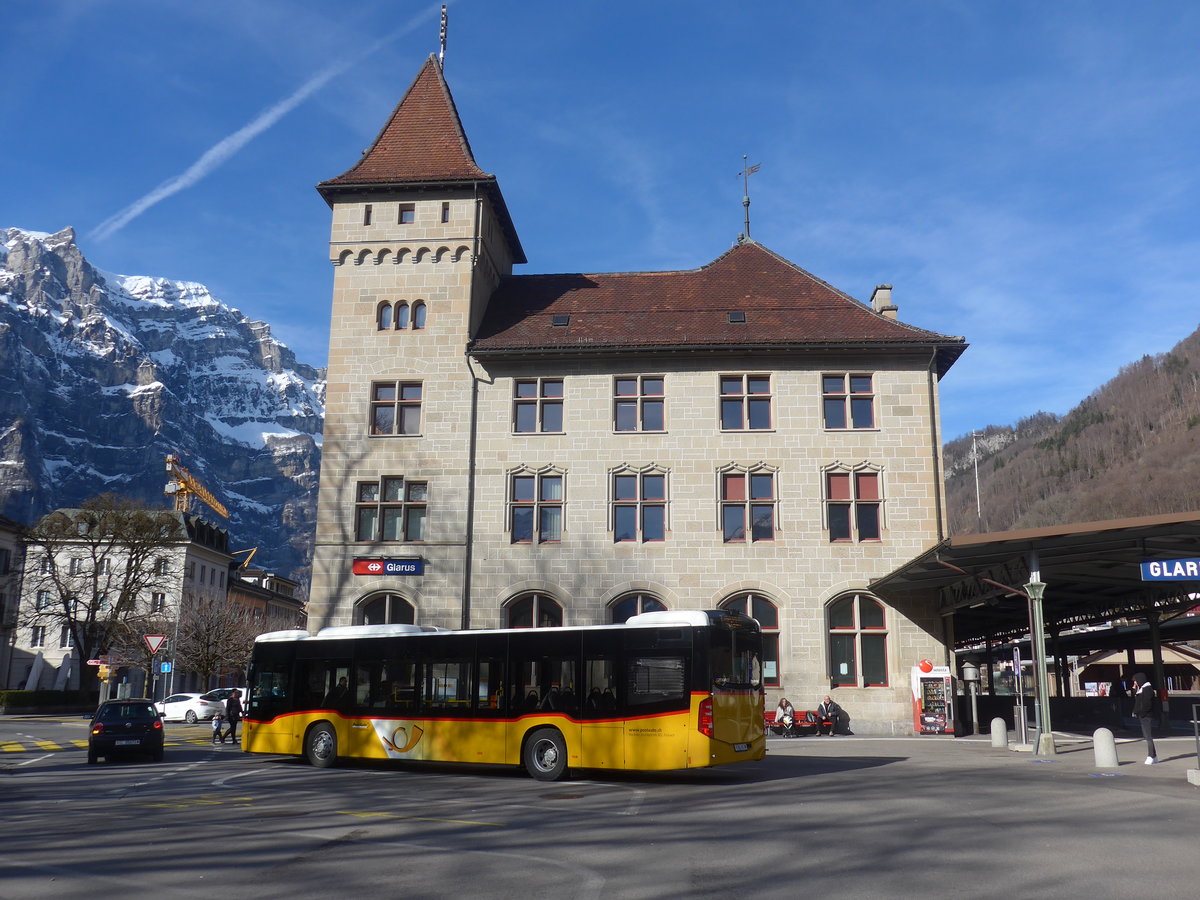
[871,284,898,320]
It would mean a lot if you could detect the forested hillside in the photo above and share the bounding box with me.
[944,327,1200,536]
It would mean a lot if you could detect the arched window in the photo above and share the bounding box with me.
[395,302,410,330]
[609,592,666,623]
[377,303,393,330]
[412,301,427,329]
[356,593,415,626]
[721,593,780,686]
[828,593,888,687]
[506,593,563,628]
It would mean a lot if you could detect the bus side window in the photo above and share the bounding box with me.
[627,656,687,711]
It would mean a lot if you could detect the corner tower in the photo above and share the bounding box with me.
[309,54,524,630]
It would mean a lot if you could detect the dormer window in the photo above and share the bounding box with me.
[728,311,746,324]
[552,315,570,327]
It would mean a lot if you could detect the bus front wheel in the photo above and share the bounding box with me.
[524,728,568,781]
[305,723,338,768]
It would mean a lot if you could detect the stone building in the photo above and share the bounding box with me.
[309,55,967,733]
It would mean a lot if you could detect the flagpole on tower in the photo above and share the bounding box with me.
[439,5,448,69]
[740,155,761,239]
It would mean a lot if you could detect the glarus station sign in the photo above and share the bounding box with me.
[352,557,424,576]
[1140,558,1200,581]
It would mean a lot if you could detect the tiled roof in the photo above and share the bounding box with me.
[319,55,489,187]
[471,241,966,374]
[316,54,525,264]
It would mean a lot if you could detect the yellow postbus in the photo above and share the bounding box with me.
[243,609,765,781]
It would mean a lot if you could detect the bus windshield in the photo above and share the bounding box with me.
[709,622,762,689]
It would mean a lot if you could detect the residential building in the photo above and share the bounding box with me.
[308,55,967,732]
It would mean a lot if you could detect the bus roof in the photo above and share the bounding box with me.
[253,609,753,644]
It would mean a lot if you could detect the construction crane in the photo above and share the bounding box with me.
[164,454,229,519]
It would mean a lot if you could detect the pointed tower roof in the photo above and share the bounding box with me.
[318,54,525,262]
[470,240,966,375]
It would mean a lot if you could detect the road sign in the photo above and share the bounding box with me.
[86,656,111,666]
[159,661,172,674]
[144,634,167,654]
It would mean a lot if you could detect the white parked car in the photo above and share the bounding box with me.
[155,693,224,724]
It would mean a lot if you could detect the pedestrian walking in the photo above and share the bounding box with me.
[224,689,243,744]
[1131,672,1157,764]
[211,709,224,744]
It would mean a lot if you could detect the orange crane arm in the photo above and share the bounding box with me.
[164,454,229,518]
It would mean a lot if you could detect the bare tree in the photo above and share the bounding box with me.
[21,494,184,698]
[174,592,268,688]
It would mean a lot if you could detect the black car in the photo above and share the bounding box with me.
[88,699,165,764]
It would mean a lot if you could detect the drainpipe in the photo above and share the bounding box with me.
[927,349,946,541]
[460,184,484,631]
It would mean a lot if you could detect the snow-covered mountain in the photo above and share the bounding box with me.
[0,226,324,584]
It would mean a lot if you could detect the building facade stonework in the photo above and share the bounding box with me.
[309,56,967,733]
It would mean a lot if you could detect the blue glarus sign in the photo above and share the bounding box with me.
[1140,558,1200,581]
[353,558,424,576]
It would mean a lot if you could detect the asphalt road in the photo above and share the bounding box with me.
[2,717,1198,899]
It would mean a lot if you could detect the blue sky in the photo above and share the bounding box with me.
[6,1,1200,441]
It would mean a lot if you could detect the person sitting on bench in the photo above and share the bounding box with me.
[773,697,796,735]
[817,695,847,735]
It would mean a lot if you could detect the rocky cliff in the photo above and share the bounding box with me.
[0,227,324,584]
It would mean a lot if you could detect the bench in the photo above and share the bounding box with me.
[765,709,828,737]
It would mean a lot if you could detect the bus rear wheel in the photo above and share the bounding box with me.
[305,723,338,768]
[524,728,568,781]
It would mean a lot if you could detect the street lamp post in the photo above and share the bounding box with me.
[961,660,981,735]
[1025,580,1056,756]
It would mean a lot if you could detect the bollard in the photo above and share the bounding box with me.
[990,717,1008,749]
[1093,727,1119,768]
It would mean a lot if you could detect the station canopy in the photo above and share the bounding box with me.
[871,511,1200,650]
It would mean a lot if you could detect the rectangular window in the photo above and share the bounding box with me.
[511,472,564,543]
[423,660,474,711]
[31,625,46,648]
[356,477,427,542]
[36,590,52,611]
[823,373,875,429]
[39,557,51,575]
[613,472,666,542]
[721,471,776,542]
[513,379,563,433]
[156,557,169,576]
[441,201,450,223]
[69,558,82,575]
[399,203,415,224]
[0,548,10,574]
[370,381,422,436]
[363,204,373,226]
[613,376,665,432]
[99,558,111,575]
[59,625,73,649]
[151,592,166,613]
[826,470,882,542]
[720,374,772,430]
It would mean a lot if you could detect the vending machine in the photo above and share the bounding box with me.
[911,660,954,734]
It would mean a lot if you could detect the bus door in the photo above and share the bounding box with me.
[622,628,692,770]
[580,632,622,769]
[508,633,582,767]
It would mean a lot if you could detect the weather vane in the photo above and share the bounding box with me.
[739,155,761,239]
[439,5,448,69]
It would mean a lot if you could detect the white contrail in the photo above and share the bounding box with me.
[90,4,442,242]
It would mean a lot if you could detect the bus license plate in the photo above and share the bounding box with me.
[734,742,750,752]
[116,740,140,746]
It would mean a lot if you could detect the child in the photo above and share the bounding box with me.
[211,709,225,744]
